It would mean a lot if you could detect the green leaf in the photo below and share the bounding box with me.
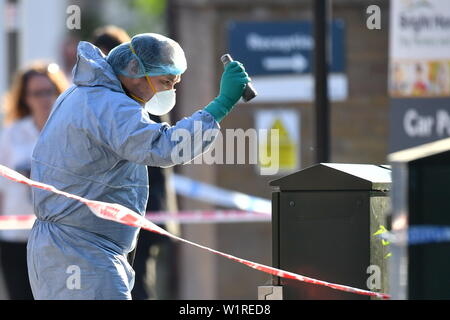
[373,225,388,236]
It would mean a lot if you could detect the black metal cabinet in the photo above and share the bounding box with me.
[389,138,450,299]
[270,163,391,299]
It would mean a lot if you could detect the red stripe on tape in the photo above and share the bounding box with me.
[0,215,36,230]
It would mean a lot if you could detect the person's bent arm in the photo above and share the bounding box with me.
[91,61,249,167]
[90,100,219,168]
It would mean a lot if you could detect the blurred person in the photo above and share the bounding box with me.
[61,34,80,81]
[391,64,407,96]
[27,33,250,299]
[92,26,176,300]
[412,63,428,96]
[436,62,450,96]
[0,62,68,299]
[92,25,131,55]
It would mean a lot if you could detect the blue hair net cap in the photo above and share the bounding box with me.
[107,33,187,78]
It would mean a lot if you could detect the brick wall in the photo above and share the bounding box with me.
[173,0,390,299]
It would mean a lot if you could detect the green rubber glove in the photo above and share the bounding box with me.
[204,61,250,122]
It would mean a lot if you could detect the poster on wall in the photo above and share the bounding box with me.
[255,109,300,175]
[389,0,450,152]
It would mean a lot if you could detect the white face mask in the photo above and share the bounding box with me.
[130,76,177,116]
[144,88,176,116]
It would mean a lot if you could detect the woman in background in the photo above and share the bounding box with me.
[0,62,68,299]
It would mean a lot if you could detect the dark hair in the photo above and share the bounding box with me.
[3,62,69,124]
[92,25,131,54]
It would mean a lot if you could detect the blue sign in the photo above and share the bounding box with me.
[228,20,345,76]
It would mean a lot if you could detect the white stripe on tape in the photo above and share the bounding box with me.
[172,174,271,214]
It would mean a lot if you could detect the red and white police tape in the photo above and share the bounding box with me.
[0,164,390,299]
[0,210,271,230]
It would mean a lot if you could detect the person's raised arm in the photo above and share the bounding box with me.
[91,61,249,168]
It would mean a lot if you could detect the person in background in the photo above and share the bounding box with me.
[61,34,80,82]
[412,63,428,96]
[92,25,131,55]
[0,62,68,299]
[91,26,178,300]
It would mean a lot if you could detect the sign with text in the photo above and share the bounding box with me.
[228,21,345,76]
[228,20,347,102]
[389,0,450,152]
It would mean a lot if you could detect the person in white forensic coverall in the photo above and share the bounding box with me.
[27,33,250,299]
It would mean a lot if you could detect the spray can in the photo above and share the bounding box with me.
[220,54,257,102]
